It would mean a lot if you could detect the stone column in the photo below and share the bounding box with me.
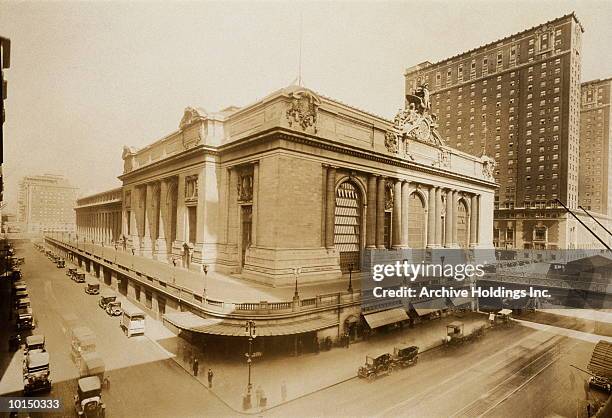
[445,189,453,248]
[366,175,377,248]
[452,190,458,246]
[470,194,479,247]
[427,185,436,248]
[252,162,259,246]
[325,166,336,249]
[140,184,153,257]
[156,180,169,260]
[392,179,402,249]
[435,187,442,246]
[376,177,386,249]
[401,181,410,248]
[176,175,186,244]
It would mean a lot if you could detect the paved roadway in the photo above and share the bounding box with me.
[266,323,600,418]
[0,243,235,417]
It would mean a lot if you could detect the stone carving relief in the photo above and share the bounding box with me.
[433,149,451,169]
[122,146,136,173]
[384,131,399,153]
[179,106,207,131]
[391,82,446,149]
[286,89,321,132]
[481,155,497,181]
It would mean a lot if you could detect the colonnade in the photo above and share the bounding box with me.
[323,166,481,250]
[76,209,122,245]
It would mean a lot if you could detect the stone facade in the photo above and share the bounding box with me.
[76,85,497,286]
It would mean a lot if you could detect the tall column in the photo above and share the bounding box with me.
[435,187,442,246]
[376,177,386,249]
[325,166,336,249]
[252,162,259,246]
[157,180,169,260]
[445,189,453,248]
[176,175,186,244]
[392,179,402,249]
[401,181,410,248]
[452,190,458,246]
[470,194,479,247]
[427,185,436,248]
[141,183,154,257]
[366,175,377,248]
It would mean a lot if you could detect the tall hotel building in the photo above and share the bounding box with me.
[580,78,612,217]
[404,13,600,250]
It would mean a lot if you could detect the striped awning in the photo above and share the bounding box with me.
[363,308,409,329]
[163,312,338,337]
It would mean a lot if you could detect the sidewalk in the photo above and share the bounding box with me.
[55,239,360,303]
[145,310,489,412]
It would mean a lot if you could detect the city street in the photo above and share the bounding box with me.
[0,243,235,417]
[267,318,600,418]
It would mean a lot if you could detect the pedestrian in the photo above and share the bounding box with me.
[207,368,214,388]
[281,381,287,402]
[192,357,199,376]
[345,332,350,348]
[255,385,263,406]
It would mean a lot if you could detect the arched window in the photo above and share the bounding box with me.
[408,192,426,249]
[334,181,362,272]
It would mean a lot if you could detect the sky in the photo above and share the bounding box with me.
[1,0,611,212]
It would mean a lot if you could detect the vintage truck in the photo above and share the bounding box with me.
[74,376,106,417]
[358,352,393,380]
[23,351,52,395]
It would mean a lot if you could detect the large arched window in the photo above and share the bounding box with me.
[457,199,469,248]
[408,192,426,249]
[334,181,362,272]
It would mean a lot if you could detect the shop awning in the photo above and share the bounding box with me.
[449,297,473,307]
[163,312,338,337]
[363,308,409,329]
[411,298,447,316]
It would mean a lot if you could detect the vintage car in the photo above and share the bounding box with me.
[67,267,77,278]
[74,272,86,283]
[85,280,100,295]
[57,258,66,268]
[391,345,419,369]
[98,289,116,310]
[79,352,105,382]
[15,296,31,311]
[75,376,106,417]
[23,351,52,395]
[358,352,393,380]
[71,326,96,366]
[492,309,514,327]
[24,335,46,354]
[11,268,23,281]
[106,301,122,316]
[121,305,145,337]
[443,321,466,347]
[16,307,34,331]
[14,289,29,303]
[589,375,612,393]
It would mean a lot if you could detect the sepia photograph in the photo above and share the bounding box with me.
[0,0,611,417]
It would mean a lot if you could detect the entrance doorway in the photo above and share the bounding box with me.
[334,181,362,272]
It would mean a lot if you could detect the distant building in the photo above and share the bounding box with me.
[579,78,612,217]
[18,174,78,233]
[404,13,611,249]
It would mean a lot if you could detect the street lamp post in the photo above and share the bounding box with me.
[202,264,208,301]
[293,267,301,298]
[347,263,354,292]
[243,320,257,409]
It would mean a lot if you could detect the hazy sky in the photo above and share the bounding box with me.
[1,0,611,212]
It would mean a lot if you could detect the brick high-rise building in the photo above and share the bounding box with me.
[579,78,612,217]
[404,13,597,250]
[18,174,78,233]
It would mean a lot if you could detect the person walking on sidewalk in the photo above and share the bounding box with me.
[192,358,199,377]
[207,368,214,388]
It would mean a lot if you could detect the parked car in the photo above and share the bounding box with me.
[74,272,86,283]
[121,305,145,337]
[391,345,419,369]
[358,352,393,380]
[16,308,34,331]
[23,351,52,395]
[106,301,122,316]
[56,259,65,268]
[9,335,22,352]
[74,376,105,417]
[98,289,116,310]
[24,335,46,354]
[85,280,100,295]
[67,267,77,278]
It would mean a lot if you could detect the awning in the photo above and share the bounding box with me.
[449,297,473,307]
[588,341,612,379]
[411,298,447,317]
[163,312,338,337]
[363,308,409,329]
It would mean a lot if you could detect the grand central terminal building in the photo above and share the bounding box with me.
[46,84,497,351]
